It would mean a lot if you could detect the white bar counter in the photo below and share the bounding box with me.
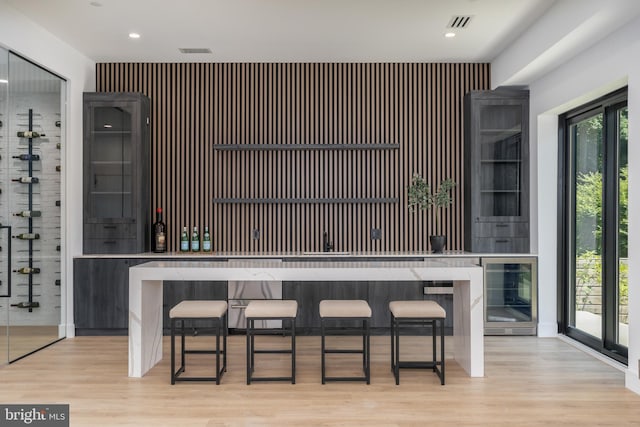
[128,258,484,378]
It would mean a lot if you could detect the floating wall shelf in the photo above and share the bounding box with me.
[214,143,399,151]
[212,197,398,204]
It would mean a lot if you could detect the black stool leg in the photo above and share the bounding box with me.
[291,318,296,384]
[365,319,370,385]
[321,319,326,384]
[215,319,221,385]
[394,318,400,385]
[171,318,176,385]
[246,319,252,385]
[432,320,437,372]
[440,319,445,385]
[181,320,186,370]
[390,314,395,373]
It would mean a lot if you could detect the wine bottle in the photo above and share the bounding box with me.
[202,226,211,252]
[14,210,41,218]
[180,227,189,252]
[55,120,61,128]
[14,267,40,274]
[56,142,61,149]
[55,200,61,207]
[12,177,39,184]
[55,279,61,286]
[152,208,167,253]
[191,226,200,252]
[55,165,62,172]
[12,154,40,161]
[11,301,40,309]
[13,233,40,240]
[16,131,45,138]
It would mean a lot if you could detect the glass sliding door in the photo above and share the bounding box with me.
[571,112,603,340]
[561,89,628,363]
[0,49,65,364]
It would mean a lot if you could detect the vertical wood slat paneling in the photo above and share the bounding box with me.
[96,63,490,253]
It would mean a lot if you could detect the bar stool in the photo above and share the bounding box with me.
[319,299,372,384]
[169,300,228,385]
[245,300,298,384]
[389,300,446,385]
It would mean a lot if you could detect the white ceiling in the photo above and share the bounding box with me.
[6,0,556,63]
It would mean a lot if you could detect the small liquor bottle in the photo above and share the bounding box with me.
[191,226,200,252]
[152,208,167,253]
[202,226,211,252]
[180,227,189,252]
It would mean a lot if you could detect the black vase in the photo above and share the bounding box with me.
[430,235,446,253]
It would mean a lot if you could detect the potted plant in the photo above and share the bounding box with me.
[407,174,456,253]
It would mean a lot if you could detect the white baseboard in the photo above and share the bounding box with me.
[537,321,558,337]
[626,371,640,395]
[64,323,76,338]
[556,334,627,372]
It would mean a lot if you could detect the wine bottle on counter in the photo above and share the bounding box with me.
[16,131,45,138]
[14,267,40,274]
[55,120,61,128]
[55,165,61,172]
[14,210,41,218]
[191,226,200,252]
[152,208,167,253]
[12,154,40,161]
[11,301,40,309]
[180,227,189,252]
[202,226,211,252]
[13,233,40,240]
[12,176,39,184]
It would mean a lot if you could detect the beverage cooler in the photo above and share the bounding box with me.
[0,48,64,363]
[483,257,537,335]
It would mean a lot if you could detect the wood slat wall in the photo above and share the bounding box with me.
[96,63,490,253]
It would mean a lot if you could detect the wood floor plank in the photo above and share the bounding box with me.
[0,336,638,426]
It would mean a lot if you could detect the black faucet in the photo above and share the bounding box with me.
[323,232,334,252]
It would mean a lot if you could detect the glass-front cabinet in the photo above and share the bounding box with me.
[464,90,530,253]
[83,92,149,254]
[483,257,537,335]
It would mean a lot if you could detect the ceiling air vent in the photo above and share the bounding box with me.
[447,15,473,29]
[179,48,212,54]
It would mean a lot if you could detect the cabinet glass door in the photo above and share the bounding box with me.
[484,257,537,334]
[88,105,133,219]
[479,104,524,219]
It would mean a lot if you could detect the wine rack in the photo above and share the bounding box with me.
[1,106,62,319]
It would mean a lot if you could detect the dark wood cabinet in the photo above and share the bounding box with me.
[464,90,530,253]
[73,258,146,334]
[83,92,150,254]
[73,257,225,335]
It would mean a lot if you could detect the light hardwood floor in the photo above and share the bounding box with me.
[0,335,639,426]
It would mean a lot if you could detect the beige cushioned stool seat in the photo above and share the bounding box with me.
[389,300,446,319]
[319,300,372,318]
[245,300,298,318]
[169,300,228,319]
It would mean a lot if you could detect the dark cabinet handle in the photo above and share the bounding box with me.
[495,224,508,228]
[103,225,117,229]
[495,239,509,243]
[103,240,117,244]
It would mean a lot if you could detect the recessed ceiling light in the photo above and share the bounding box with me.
[444,32,456,38]
[89,1,102,6]
[129,32,141,39]
[103,124,112,128]
[0,79,8,84]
